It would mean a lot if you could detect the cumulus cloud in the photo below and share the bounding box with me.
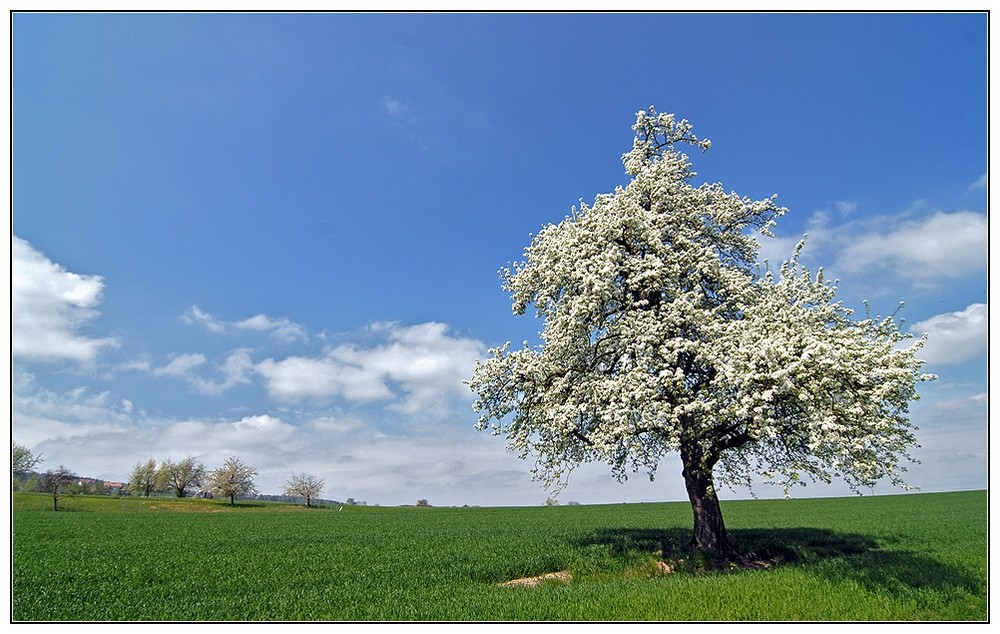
[759,207,987,302]
[14,373,299,487]
[182,305,307,343]
[12,370,135,450]
[12,369,534,506]
[910,303,987,365]
[12,236,118,363]
[835,210,986,279]
[154,414,298,465]
[756,207,840,272]
[256,321,484,413]
[13,356,985,505]
[330,322,485,413]
[255,355,392,403]
[905,392,987,492]
[140,320,483,406]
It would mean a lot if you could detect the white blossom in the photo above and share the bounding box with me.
[469,107,932,507]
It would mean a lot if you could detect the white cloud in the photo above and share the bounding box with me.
[12,369,532,506]
[117,357,153,372]
[151,349,254,395]
[330,322,485,414]
[12,365,985,506]
[910,303,987,365]
[12,236,118,363]
[154,353,208,377]
[142,320,483,406]
[835,210,986,280]
[234,314,308,343]
[255,355,392,403]
[831,200,857,216]
[181,305,226,333]
[759,207,987,303]
[380,96,414,123]
[182,305,308,343]
[154,414,299,467]
[12,370,135,451]
[381,97,406,116]
[255,321,484,413]
[967,173,986,193]
[218,348,256,388]
[906,392,987,492]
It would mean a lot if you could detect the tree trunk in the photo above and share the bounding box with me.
[680,445,730,555]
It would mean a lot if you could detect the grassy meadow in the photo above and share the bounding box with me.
[12,489,987,621]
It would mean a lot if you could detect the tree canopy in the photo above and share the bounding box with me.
[41,465,76,511]
[283,472,324,507]
[12,440,42,480]
[125,459,162,497]
[209,457,259,505]
[161,456,206,498]
[469,107,933,554]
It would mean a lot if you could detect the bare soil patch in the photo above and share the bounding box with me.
[499,552,783,587]
[499,570,573,588]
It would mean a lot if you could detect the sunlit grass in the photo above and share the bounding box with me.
[12,490,986,621]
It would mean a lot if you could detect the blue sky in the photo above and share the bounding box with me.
[11,12,988,506]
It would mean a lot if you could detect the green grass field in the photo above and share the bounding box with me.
[12,490,986,621]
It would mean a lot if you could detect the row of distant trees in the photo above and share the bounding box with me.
[12,441,326,509]
[127,456,326,507]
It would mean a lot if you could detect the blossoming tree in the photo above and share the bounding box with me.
[469,107,933,555]
[208,456,258,506]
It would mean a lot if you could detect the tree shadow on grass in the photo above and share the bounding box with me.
[570,527,984,597]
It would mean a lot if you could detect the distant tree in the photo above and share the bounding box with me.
[66,479,91,495]
[126,459,161,497]
[208,457,259,505]
[42,465,76,511]
[283,472,325,508]
[74,478,106,496]
[416,499,430,507]
[22,473,43,493]
[161,457,205,498]
[469,107,933,556]
[12,440,42,489]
